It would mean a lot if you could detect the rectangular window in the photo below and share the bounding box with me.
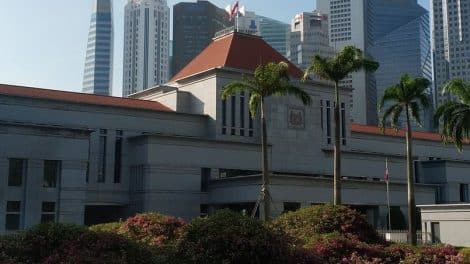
[43,160,61,188]
[341,103,346,145]
[201,168,211,192]
[5,201,21,230]
[41,202,56,224]
[231,96,236,135]
[8,158,26,186]
[283,202,301,213]
[98,129,107,183]
[460,184,469,202]
[222,98,227,134]
[326,101,332,144]
[114,131,123,184]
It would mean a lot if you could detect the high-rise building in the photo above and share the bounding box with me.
[288,11,335,74]
[432,0,470,105]
[172,0,232,77]
[258,15,290,57]
[371,0,433,131]
[316,0,377,125]
[82,0,113,96]
[123,0,170,96]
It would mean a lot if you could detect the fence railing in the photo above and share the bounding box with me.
[377,230,435,245]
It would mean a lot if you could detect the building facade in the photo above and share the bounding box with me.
[370,0,434,131]
[316,0,377,125]
[123,0,170,97]
[288,11,335,75]
[1,32,470,233]
[82,0,113,96]
[172,0,232,78]
[257,15,289,57]
[432,0,470,104]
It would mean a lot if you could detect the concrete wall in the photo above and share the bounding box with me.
[420,204,470,247]
[0,123,89,232]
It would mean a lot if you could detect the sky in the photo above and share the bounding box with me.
[0,0,429,96]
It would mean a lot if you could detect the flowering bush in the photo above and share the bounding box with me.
[118,212,187,247]
[43,231,156,264]
[403,245,464,264]
[175,209,309,264]
[272,204,383,244]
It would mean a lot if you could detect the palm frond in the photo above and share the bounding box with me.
[221,81,255,100]
[274,84,312,106]
[442,79,470,103]
[248,93,261,118]
[409,101,422,127]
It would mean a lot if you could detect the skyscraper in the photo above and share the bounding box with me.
[172,0,232,77]
[123,0,170,97]
[371,0,433,130]
[316,0,377,125]
[288,11,335,73]
[82,0,113,96]
[432,0,470,104]
[258,15,290,57]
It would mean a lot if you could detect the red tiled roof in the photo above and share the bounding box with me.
[0,84,172,112]
[171,32,304,82]
[351,123,442,142]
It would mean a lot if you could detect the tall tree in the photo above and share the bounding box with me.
[435,79,470,151]
[304,46,379,205]
[379,74,431,245]
[222,62,311,222]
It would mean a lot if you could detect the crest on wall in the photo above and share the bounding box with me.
[288,107,305,129]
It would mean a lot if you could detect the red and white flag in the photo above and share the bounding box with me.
[229,1,239,21]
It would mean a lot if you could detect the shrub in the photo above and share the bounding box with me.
[0,234,25,263]
[21,223,87,263]
[175,209,306,264]
[403,245,464,264]
[43,231,156,264]
[307,234,387,263]
[459,247,470,264]
[89,222,122,233]
[272,204,383,244]
[118,212,186,247]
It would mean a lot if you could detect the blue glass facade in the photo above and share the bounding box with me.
[82,0,113,96]
[371,0,433,130]
[258,15,290,57]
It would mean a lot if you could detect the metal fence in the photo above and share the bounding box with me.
[377,230,435,245]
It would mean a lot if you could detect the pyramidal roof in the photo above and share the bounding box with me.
[170,32,304,82]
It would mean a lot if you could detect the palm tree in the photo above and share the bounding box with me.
[304,46,379,205]
[222,62,311,222]
[378,74,431,246]
[434,79,470,151]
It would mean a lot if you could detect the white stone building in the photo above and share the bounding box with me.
[123,0,170,96]
[0,32,469,233]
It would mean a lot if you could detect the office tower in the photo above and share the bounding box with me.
[236,10,260,35]
[432,0,470,105]
[316,0,377,125]
[371,0,433,130]
[258,15,290,57]
[123,0,170,96]
[82,0,113,96]
[172,0,232,77]
[288,11,335,73]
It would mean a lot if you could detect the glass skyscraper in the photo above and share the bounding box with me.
[371,0,433,131]
[172,0,232,77]
[258,15,290,57]
[82,0,113,96]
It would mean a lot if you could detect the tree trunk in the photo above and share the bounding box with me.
[260,98,270,221]
[334,81,342,205]
[405,106,417,245]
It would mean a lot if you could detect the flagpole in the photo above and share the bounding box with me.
[386,158,391,231]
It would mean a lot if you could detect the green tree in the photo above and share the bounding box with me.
[304,46,379,205]
[222,62,311,221]
[434,79,470,151]
[378,74,431,245]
